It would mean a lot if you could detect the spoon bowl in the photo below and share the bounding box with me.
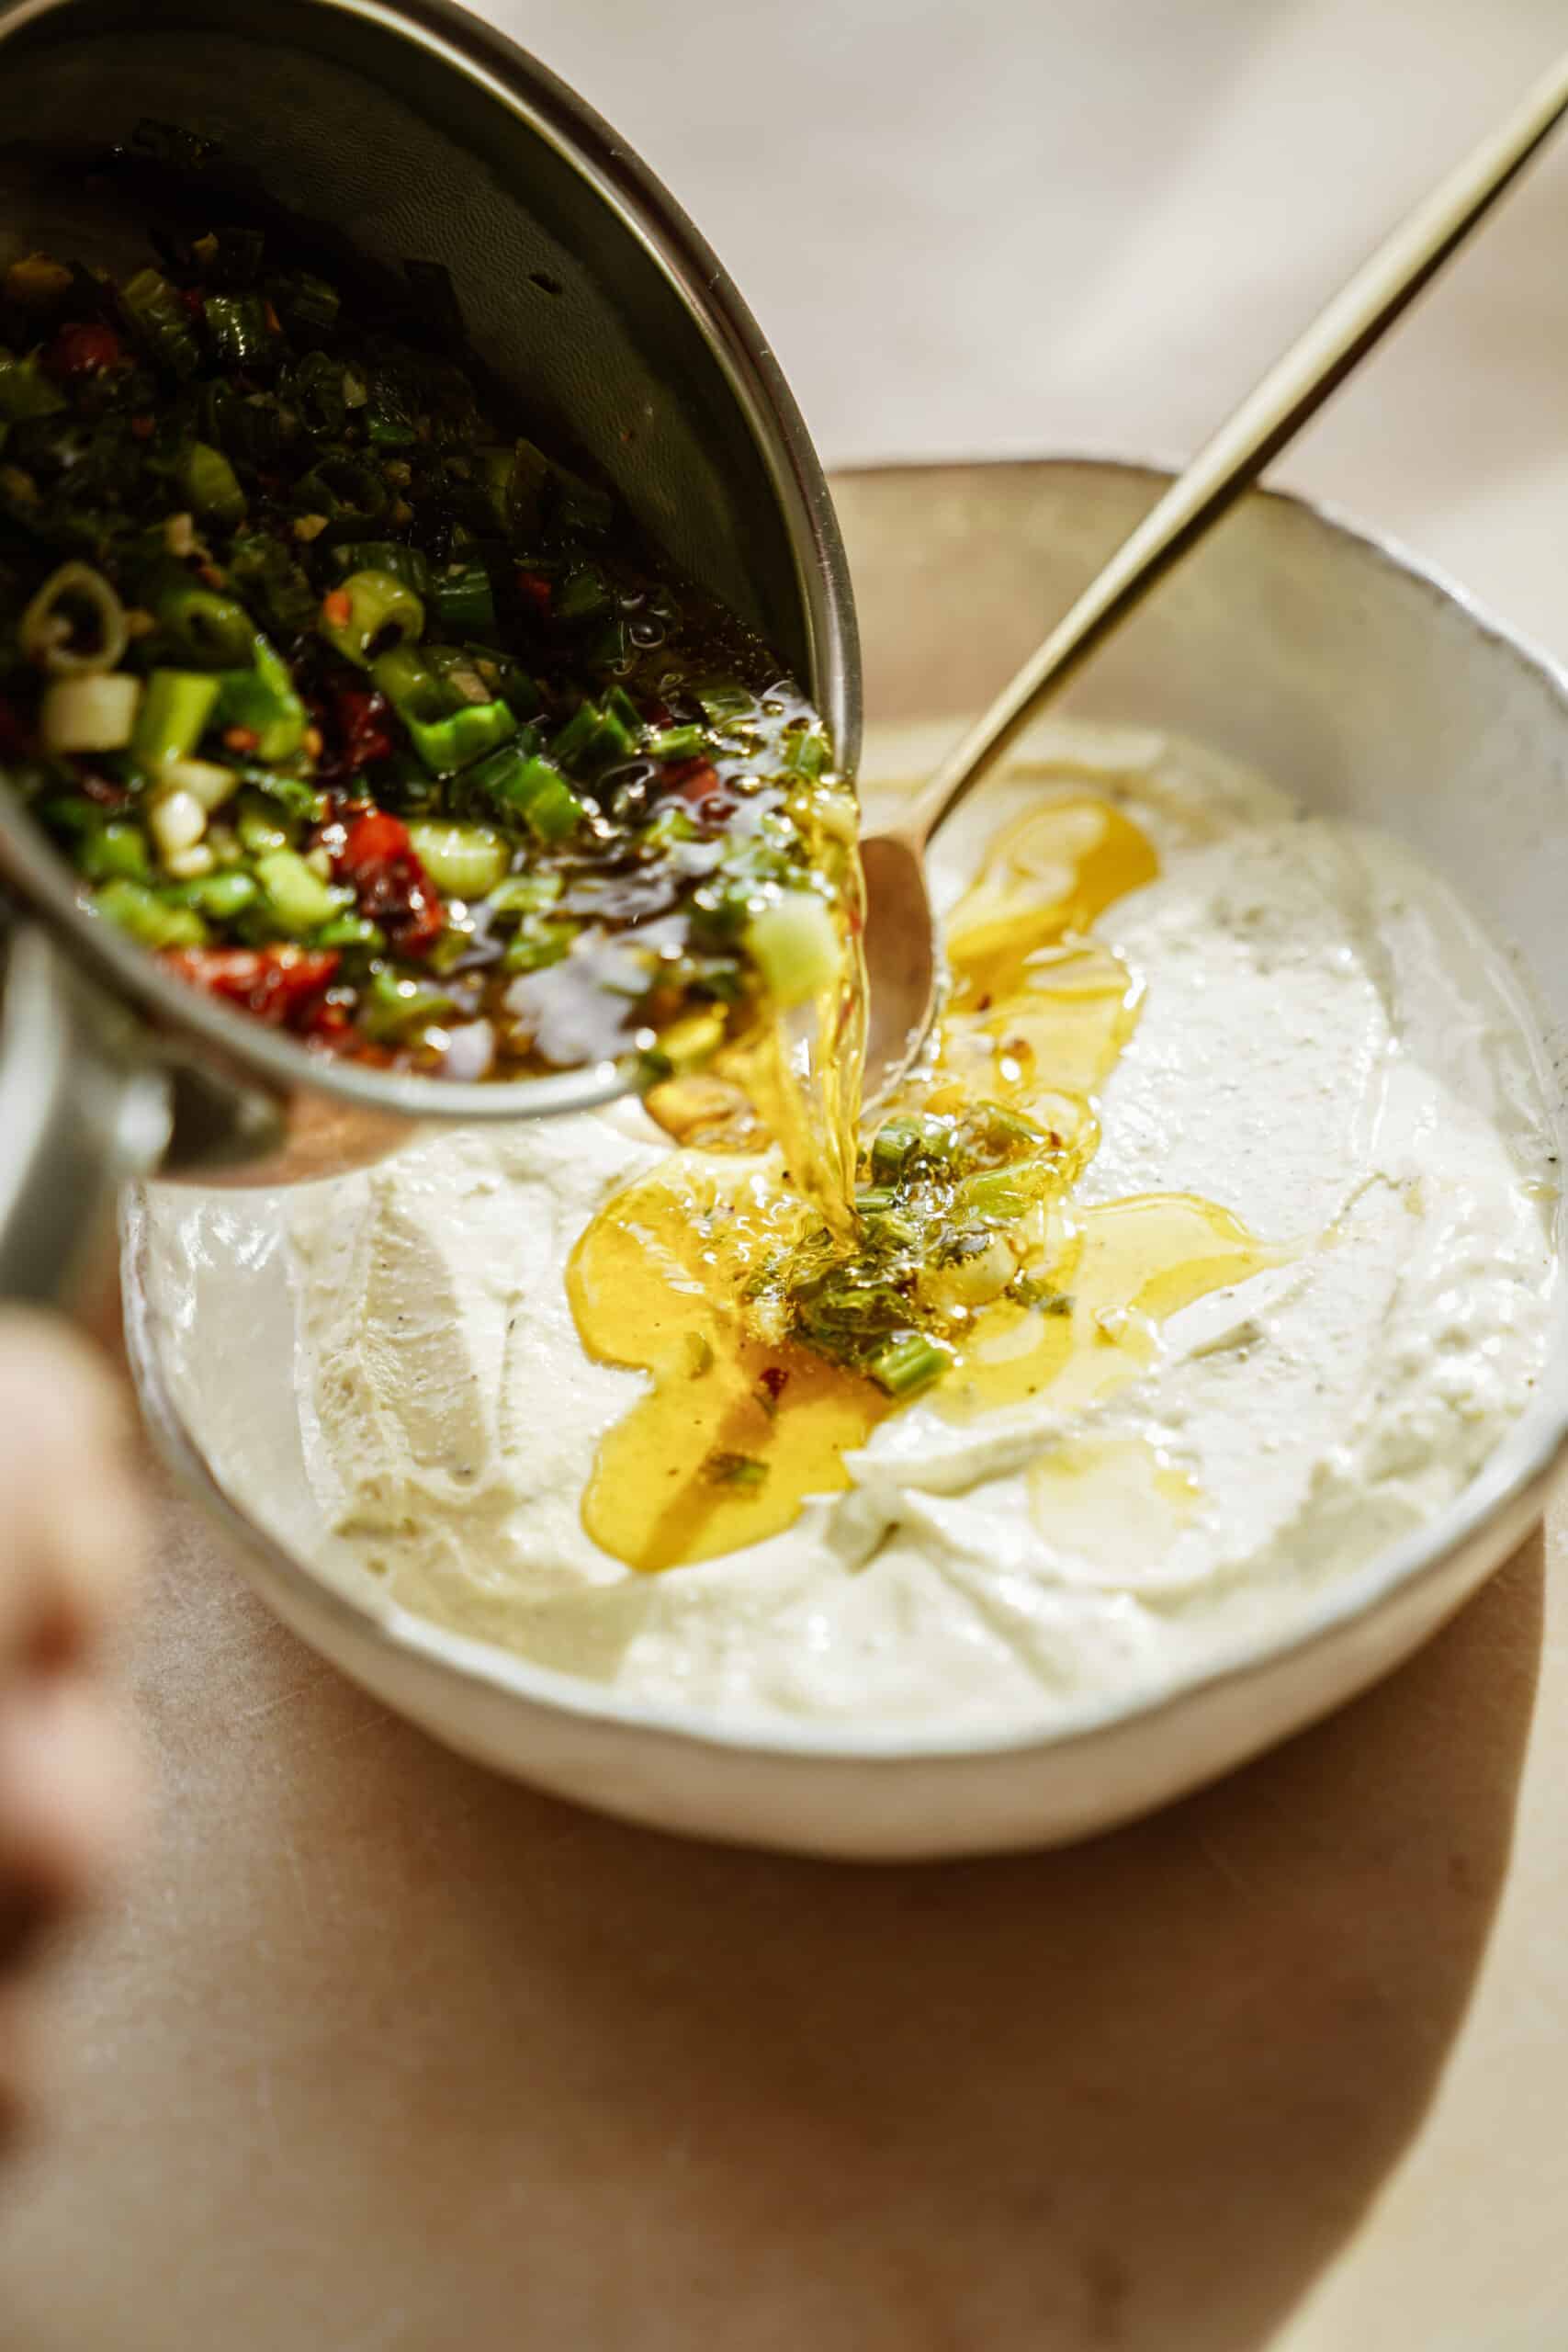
[857,827,936,1105]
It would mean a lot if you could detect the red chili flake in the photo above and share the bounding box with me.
[130,413,156,441]
[664,758,724,808]
[301,991,356,1043]
[759,1365,788,1403]
[160,944,341,1028]
[333,685,395,772]
[264,299,283,336]
[335,808,443,955]
[179,286,206,319]
[321,590,353,630]
[43,322,123,379]
[515,570,553,616]
[643,699,675,730]
[222,725,260,755]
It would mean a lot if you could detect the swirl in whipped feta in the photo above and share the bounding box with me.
[288,721,1558,1732]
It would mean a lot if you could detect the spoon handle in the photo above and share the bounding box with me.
[908,47,1568,842]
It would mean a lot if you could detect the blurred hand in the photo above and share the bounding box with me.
[0,1309,145,2140]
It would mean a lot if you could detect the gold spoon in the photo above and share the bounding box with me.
[858,47,1568,1102]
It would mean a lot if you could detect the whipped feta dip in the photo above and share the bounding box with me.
[285,721,1559,1734]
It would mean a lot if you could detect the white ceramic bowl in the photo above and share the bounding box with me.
[122,459,1568,1860]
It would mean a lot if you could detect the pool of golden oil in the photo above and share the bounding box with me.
[570,791,1281,1573]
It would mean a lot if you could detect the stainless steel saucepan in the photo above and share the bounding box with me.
[0,0,860,1301]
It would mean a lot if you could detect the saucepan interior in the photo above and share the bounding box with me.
[0,0,856,1130]
[124,460,1568,1859]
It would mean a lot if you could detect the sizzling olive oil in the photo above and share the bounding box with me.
[571,792,1280,1572]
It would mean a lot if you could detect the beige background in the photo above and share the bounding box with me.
[6,2,1568,2344]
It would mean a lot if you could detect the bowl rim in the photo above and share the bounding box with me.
[123,453,1568,1767]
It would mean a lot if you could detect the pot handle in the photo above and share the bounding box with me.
[0,924,173,1306]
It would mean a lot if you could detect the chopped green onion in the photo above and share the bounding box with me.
[216,633,306,761]
[404,820,508,899]
[319,568,425,667]
[282,348,349,436]
[330,541,431,598]
[160,757,240,813]
[432,558,495,633]
[4,255,73,310]
[867,1333,949,1398]
[0,354,66,423]
[649,723,705,761]
[39,671,141,752]
[190,225,265,287]
[80,820,152,883]
[955,1170,1032,1220]
[370,644,447,724]
[642,804,702,852]
[784,729,829,779]
[177,868,259,920]
[267,270,340,338]
[554,563,611,622]
[365,374,418,449]
[550,695,637,775]
[93,876,208,948]
[362,968,458,1040]
[152,575,254,669]
[585,615,631,672]
[131,669,220,767]
[310,912,385,952]
[744,891,840,1010]
[502,918,576,974]
[291,453,387,527]
[694,681,754,726]
[203,292,269,368]
[177,439,246,526]
[423,644,494,707]
[964,1102,1049,1160]
[254,847,345,934]
[236,791,288,854]
[404,698,517,777]
[470,744,586,841]
[870,1118,922,1184]
[20,560,128,674]
[604,684,643,739]
[485,870,562,918]
[223,532,318,639]
[147,785,209,866]
[458,643,538,718]
[119,268,199,378]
